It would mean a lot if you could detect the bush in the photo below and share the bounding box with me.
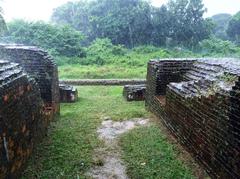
[55,56,83,66]
[133,45,160,54]
[2,20,86,57]
[227,11,240,44]
[87,38,126,56]
[84,38,127,65]
[199,37,240,56]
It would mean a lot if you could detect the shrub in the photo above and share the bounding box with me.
[227,11,240,44]
[85,38,127,65]
[2,20,86,57]
[199,37,240,56]
[133,45,160,54]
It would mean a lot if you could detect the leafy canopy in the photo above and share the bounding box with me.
[211,13,232,40]
[51,0,212,47]
[3,20,85,57]
[0,3,7,36]
[227,11,240,44]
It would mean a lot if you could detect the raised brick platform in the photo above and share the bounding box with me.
[146,58,240,178]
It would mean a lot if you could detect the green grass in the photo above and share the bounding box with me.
[22,86,195,179]
[120,126,195,179]
[58,47,198,79]
[22,86,149,178]
[59,65,146,79]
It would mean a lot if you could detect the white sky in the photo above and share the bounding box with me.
[1,0,240,22]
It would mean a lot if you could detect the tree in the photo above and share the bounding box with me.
[51,0,211,48]
[51,1,90,37]
[227,11,240,44]
[89,0,153,47]
[151,5,173,46]
[167,0,212,47]
[211,13,232,40]
[3,20,85,57]
[51,0,153,47]
[0,4,7,36]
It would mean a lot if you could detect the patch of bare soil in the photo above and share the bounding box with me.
[87,118,149,179]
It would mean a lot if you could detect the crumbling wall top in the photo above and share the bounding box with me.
[0,44,60,115]
[146,57,240,178]
[150,58,240,75]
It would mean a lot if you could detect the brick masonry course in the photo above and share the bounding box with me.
[123,85,146,101]
[0,45,60,178]
[146,58,240,178]
[0,44,60,117]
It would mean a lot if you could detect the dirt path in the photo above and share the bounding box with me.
[87,118,149,179]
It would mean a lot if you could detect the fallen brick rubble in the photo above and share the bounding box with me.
[146,58,240,178]
[0,45,60,178]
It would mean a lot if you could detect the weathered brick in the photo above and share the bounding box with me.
[146,58,240,178]
[0,45,60,178]
[123,85,146,101]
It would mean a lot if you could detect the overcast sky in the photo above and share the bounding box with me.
[2,0,240,22]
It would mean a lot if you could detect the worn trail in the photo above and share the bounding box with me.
[87,118,149,179]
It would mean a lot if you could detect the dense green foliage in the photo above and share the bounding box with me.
[57,38,240,79]
[227,11,240,44]
[211,13,232,40]
[52,0,212,47]
[167,0,212,47]
[0,4,6,36]
[59,38,199,66]
[1,0,240,75]
[84,38,127,65]
[2,20,85,57]
[57,41,198,79]
[200,37,240,56]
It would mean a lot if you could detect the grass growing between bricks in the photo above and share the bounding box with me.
[22,86,195,178]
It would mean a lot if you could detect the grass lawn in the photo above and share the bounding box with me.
[22,86,196,179]
[120,126,195,179]
[57,47,199,80]
[58,65,147,79]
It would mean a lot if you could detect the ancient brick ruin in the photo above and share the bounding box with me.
[146,58,240,178]
[123,85,146,101]
[0,44,60,117]
[0,45,60,178]
[59,84,78,103]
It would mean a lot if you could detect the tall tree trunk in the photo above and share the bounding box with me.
[128,24,134,48]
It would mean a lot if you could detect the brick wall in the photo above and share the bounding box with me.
[0,45,60,178]
[0,60,47,178]
[0,45,60,118]
[145,59,194,117]
[146,58,240,178]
